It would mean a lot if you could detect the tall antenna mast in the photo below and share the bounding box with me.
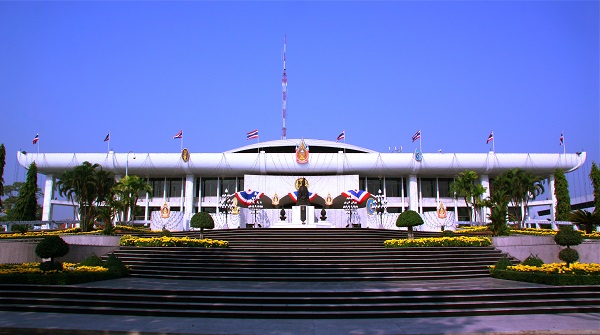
[281,35,287,140]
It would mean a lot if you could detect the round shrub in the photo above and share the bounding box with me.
[104,253,129,276]
[190,212,215,237]
[35,235,69,261]
[521,254,544,267]
[554,225,583,247]
[39,261,63,272]
[493,256,513,271]
[81,253,104,267]
[160,228,173,237]
[559,248,580,264]
[441,230,455,237]
[395,210,424,239]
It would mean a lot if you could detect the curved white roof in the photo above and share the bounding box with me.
[17,138,586,178]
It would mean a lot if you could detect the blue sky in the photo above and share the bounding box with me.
[1,1,598,200]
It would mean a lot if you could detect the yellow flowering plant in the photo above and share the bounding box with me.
[384,236,492,248]
[119,235,229,248]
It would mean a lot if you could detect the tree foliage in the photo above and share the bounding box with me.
[56,161,115,232]
[590,162,600,214]
[190,211,215,238]
[553,169,571,221]
[35,235,70,261]
[483,185,510,236]
[12,162,39,221]
[554,225,583,266]
[0,182,42,221]
[569,209,600,234]
[450,170,486,222]
[113,175,152,223]
[395,209,424,239]
[494,168,545,228]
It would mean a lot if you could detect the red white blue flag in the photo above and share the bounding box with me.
[336,130,345,142]
[104,132,110,142]
[173,130,183,139]
[288,191,318,203]
[412,130,421,143]
[247,129,259,140]
[559,132,564,146]
[486,131,494,144]
[32,134,39,145]
[234,189,264,206]
[342,189,371,204]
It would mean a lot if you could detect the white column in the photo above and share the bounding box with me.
[41,175,55,221]
[197,177,202,213]
[480,174,490,223]
[184,174,195,231]
[144,176,149,222]
[408,175,418,212]
[401,177,405,212]
[548,175,556,221]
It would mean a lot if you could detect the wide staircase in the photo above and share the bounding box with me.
[0,228,598,318]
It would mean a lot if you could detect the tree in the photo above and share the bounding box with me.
[483,186,510,236]
[0,144,5,208]
[569,209,600,234]
[553,169,571,221]
[495,168,545,228]
[190,212,215,238]
[590,162,600,214]
[554,225,583,266]
[0,182,42,221]
[56,161,115,232]
[395,209,424,239]
[35,235,69,271]
[12,162,39,221]
[450,170,486,222]
[113,175,152,223]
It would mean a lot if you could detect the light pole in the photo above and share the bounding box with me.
[374,189,388,227]
[248,196,263,228]
[219,189,234,227]
[126,151,136,176]
[343,196,358,228]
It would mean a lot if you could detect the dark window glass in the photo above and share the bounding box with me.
[202,178,218,197]
[149,178,164,198]
[421,178,436,198]
[166,178,184,198]
[385,178,403,197]
[438,178,452,198]
[220,178,237,195]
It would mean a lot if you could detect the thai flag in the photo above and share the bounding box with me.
[559,132,564,146]
[235,189,264,205]
[288,191,318,203]
[173,130,183,139]
[336,130,345,142]
[247,129,259,140]
[32,134,39,145]
[486,131,494,144]
[104,132,110,142]
[342,189,371,204]
[412,130,421,143]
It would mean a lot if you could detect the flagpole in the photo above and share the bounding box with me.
[181,131,183,152]
[419,134,422,152]
[493,135,495,152]
[563,131,566,155]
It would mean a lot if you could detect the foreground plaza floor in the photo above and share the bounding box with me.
[0,277,598,335]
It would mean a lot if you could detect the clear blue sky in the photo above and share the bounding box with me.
[1,1,598,199]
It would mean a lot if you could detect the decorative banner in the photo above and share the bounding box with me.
[181,148,190,162]
[234,189,264,206]
[437,201,447,219]
[342,189,371,204]
[415,148,423,162]
[295,139,309,164]
[288,191,318,203]
[160,203,171,218]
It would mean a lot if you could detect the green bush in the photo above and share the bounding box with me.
[554,225,583,246]
[39,261,63,272]
[11,224,31,234]
[521,254,544,267]
[558,248,580,264]
[395,210,423,239]
[441,230,455,237]
[490,269,600,286]
[104,254,128,276]
[190,212,215,237]
[35,235,69,261]
[81,253,104,267]
[493,256,513,271]
[160,228,173,237]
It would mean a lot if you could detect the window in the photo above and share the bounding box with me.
[366,178,383,193]
[420,178,436,198]
[148,178,164,198]
[385,178,404,197]
[438,178,452,198]
[201,178,218,197]
[220,178,237,195]
[166,178,184,198]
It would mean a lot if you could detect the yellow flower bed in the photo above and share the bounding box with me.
[512,228,600,239]
[507,262,600,276]
[384,236,492,248]
[0,262,108,275]
[456,226,489,233]
[119,235,229,248]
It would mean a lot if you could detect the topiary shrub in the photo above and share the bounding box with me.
[395,210,424,240]
[39,261,63,272]
[81,253,104,267]
[104,253,128,276]
[441,230,455,237]
[190,212,215,238]
[160,227,173,237]
[35,235,69,262]
[521,254,544,267]
[492,255,513,271]
[554,225,583,266]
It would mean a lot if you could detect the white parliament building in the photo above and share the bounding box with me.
[17,139,586,232]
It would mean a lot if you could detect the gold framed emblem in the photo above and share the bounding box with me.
[160,203,171,218]
[295,177,309,190]
[181,148,190,162]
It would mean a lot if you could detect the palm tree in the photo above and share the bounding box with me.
[113,175,152,223]
[450,170,486,222]
[511,169,545,228]
[56,161,115,231]
[569,209,600,234]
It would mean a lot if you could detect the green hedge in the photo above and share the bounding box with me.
[0,271,124,285]
[490,269,600,286]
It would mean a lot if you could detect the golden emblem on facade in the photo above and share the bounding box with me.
[295,177,309,190]
[160,203,171,218]
[295,139,309,164]
[181,148,190,162]
[437,201,447,219]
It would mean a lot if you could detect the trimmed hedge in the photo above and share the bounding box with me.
[490,269,600,286]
